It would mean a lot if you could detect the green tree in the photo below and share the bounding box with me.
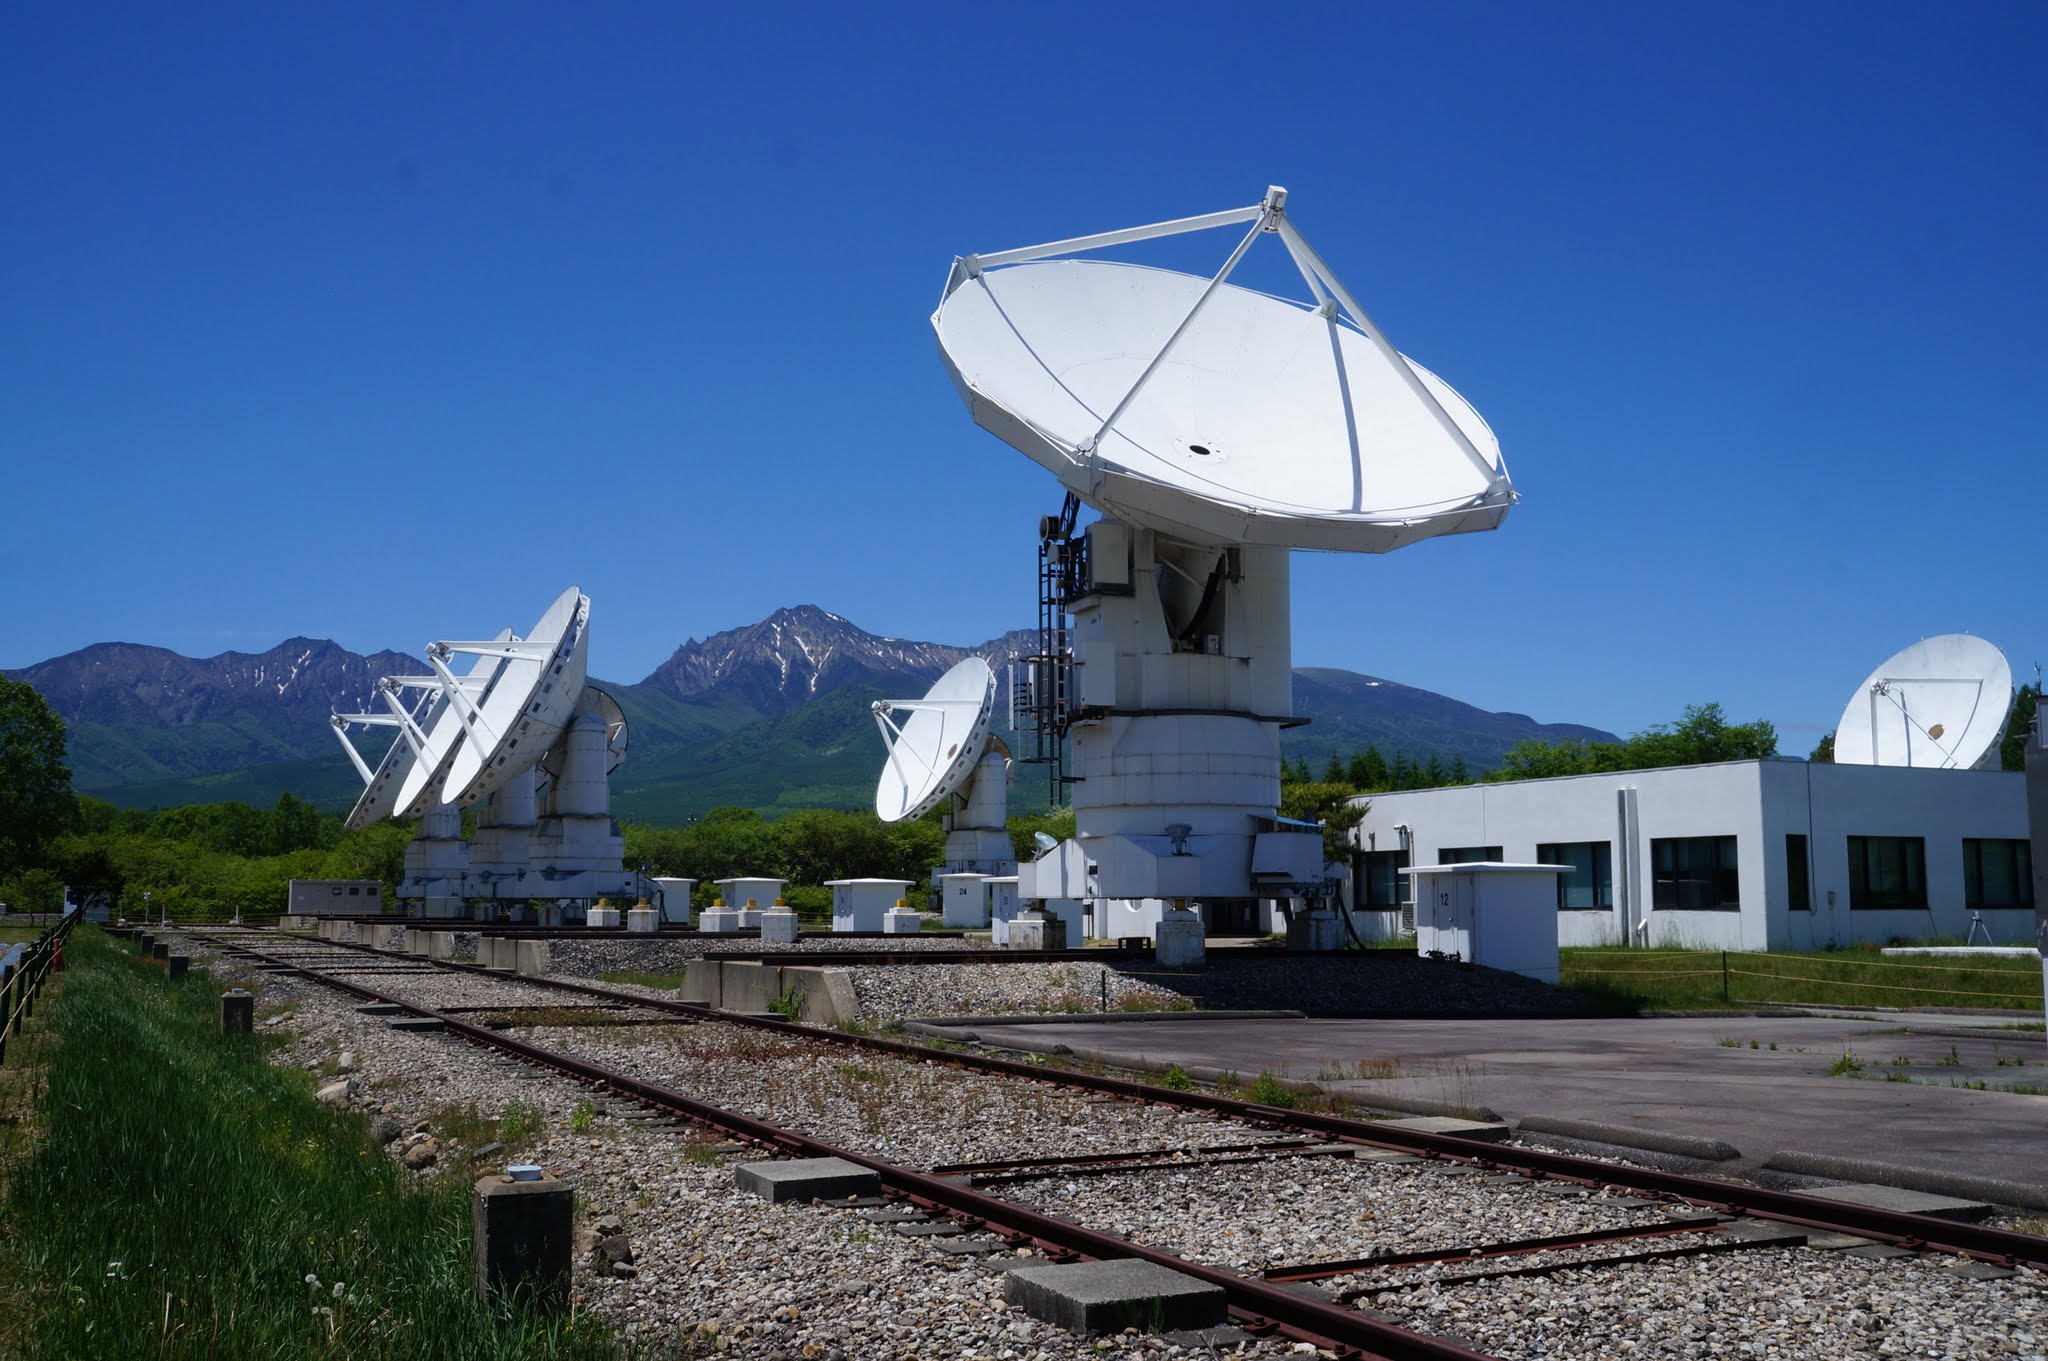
[1809,731,1835,763]
[1999,684,2040,772]
[1488,702,1778,783]
[1346,745,1389,791]
[0,676,75,873]
[1278,780,1367,862]
[270,791,324,855]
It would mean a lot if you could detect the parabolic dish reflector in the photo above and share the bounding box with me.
[873,657,996,822]
[933,188,1514,553]
[441,587,592,809]
[393,632,514,818]
[1832,634,2013,771]
[344,684,438,832]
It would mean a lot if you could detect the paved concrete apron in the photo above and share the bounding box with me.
[964,1015,2048,1184]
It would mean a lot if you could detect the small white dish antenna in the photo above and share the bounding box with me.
[872,658,996,822]
[1833,634,2014,770]
[438,587,592,810]
[933,185,1514,553]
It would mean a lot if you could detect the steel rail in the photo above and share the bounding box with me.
[202,927,2048,1272]
[208,934,1498,1361]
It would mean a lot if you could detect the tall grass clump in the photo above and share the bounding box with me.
[0,929,617,1360]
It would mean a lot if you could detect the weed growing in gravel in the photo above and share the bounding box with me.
[1158,1066,1194,1091]
[499,1098,544,1144]
[1884,1070,1911,1082]
[1249,1071,1299,1109]
[1828,1050,1864,1076]
[1937,1044,1963,1067]
[680,1137,726,1165]
[1890,1055,1911,1067]
[835,1018,874,1036]
[569,1101,596,1135]
[1715,1036,1741,1048]
[766,987,807,1022]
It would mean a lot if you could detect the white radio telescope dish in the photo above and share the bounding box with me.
[383,630,515,820]
[933,186,1514,553]
[1832,634,2013,771]
[873,657,996,822]
[438,586,592,810]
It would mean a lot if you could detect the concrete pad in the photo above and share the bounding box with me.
[1844,1244,1919,1260]
[1003,1258,1226,1335]
[1718,1219,1809,1244]
[891,1221,968,1237]
[355,1003,403,1016]
[1804,1231,1880,1250]
[387,1017,445,1033]
[926,1237,1009,1256]
[1518,1113,1739,1162]
[733,1157,881,1204]
[1373,1115,1511,1143]
[1941,1258,2017,1280]
[1797,1183,1994,1222]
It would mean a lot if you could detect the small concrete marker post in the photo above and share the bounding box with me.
[882,897,922,936]
[1004,1259,1226,1335]
[474,1165,573,1312]
[220,987,254,1034]
[733,1157,881,1204]
[151,941,171,963]
[165,954,189,981]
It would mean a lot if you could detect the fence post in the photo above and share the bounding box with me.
[1721,951,1728,1003]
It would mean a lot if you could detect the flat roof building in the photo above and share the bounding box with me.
[1350,760,2031,952]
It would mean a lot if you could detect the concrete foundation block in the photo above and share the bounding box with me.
[152,941,171,962]
[759,909,801,944]
[697,908,740,935]
[424,931,452,960]
[136,932,153,954]
[1285,909,1344,953]
[474,1171,573,1311]
[407,929,431,956]
[1375,1115,1511,1143]
[388,1017,446,1033]
[733,1157,881,1204]
[165,954,189,980]
[738,908,763,929]
[881,908,922,936]
[1004,1259,1226,1335]
[587,907,621,929]
[1155,913,1205,967]
[1799,1183,1994,1223]
[515,941,551,976]
[1007,916,1052,950]
[355,1003,403,1016]
[625,908,660,934]
[220,989,254,1034]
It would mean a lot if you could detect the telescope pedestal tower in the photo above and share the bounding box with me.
[404,802,470,918]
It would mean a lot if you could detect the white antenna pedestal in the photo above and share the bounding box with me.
[1018,525,1323,942]
[402,803,470,919]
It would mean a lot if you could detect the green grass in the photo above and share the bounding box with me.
[0,928,620,1360]
[0,925,43,946]
[1562,946,2046,1013]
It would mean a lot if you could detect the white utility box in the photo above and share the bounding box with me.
[939,872,990,927]
[826,878,915,933]
[1401,862,1566,984]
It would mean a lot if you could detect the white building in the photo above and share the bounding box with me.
[1350,760,2032,951]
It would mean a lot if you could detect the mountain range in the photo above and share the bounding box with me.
[6,606,1616,820]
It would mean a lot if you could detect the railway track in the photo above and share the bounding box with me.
[161,926,2048,1359]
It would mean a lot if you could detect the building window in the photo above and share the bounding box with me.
[1847,836,1927,910]
[329,885,343,896]
[348,886,361,896]
[1786,835,1810,911]
[1651,835,1739,911]
[1538,842,1613,910]
[1962,839,2033,910]
[1438,846,1502,865]
[1357,850,1410,911]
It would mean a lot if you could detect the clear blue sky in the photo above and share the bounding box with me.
[5,3,2044,753]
